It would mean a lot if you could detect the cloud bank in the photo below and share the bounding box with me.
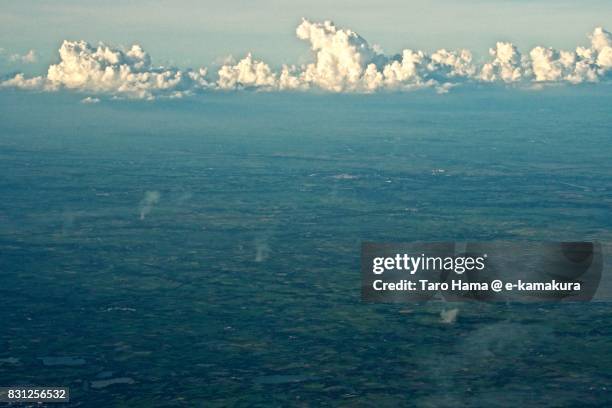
[2,20,612,98]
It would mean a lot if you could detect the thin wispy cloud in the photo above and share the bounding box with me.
[139,191,161,220]
[9,50,37,64]
[2,19,612,99]
[0,48,37,64]
[80,96,100,104]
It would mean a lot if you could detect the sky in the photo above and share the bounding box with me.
[1,0,612,99]
[1,0,612,69]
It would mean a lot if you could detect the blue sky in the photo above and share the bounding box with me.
[1,0,611,69]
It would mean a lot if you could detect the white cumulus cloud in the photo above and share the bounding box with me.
[217,53,277,90]
[1,73,47,90]
[294,19,384,92]
[480,42,524,83]
[2,41,209,99]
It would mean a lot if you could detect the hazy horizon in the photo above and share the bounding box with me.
[2,0,612,69]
